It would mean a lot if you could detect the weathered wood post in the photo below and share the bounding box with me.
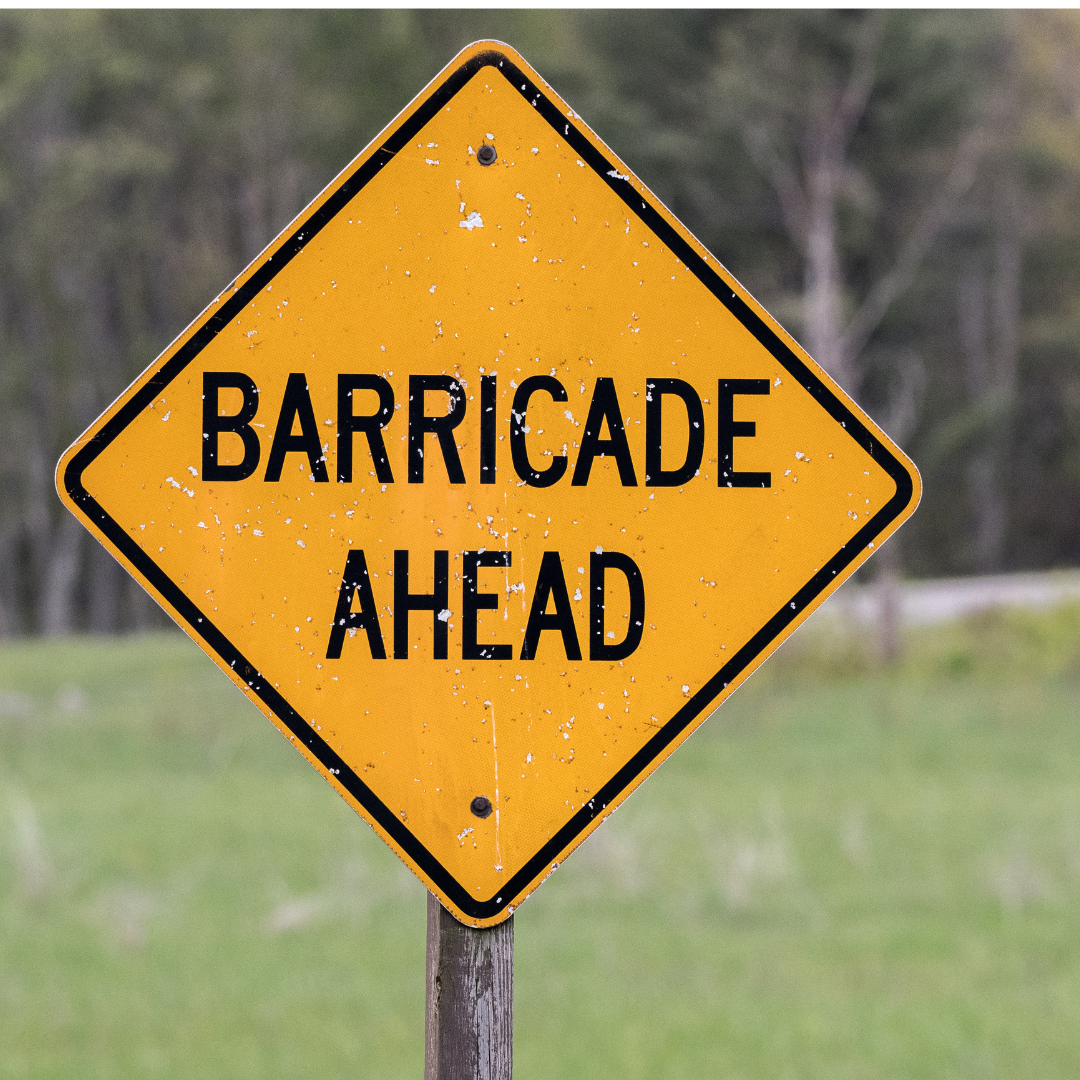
[424,892,514,1080]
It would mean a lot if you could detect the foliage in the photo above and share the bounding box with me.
[4,11,1080,632]
[768,597,1080,682]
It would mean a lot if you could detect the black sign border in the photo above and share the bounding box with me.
[63,48,915,921]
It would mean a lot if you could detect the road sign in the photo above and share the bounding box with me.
[57,40,919,926]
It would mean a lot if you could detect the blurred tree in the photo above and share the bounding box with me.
[563,11,1080,580]
[904,11,1080,576]
[2,11,1080,634]
[0,11,429,634]
[560,11,988,659]
[1001,11,1080,571]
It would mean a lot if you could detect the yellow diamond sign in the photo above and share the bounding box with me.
[57,41,919,925]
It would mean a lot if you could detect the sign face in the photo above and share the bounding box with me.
[58,41,919,925]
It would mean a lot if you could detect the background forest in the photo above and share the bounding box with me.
[4,8,1080,635]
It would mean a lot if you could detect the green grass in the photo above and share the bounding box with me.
[2,608,1080,1078]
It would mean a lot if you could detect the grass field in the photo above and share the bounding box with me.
[2,607,1080,1078]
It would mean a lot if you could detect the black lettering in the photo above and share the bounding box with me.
[717,379,770,488]
[480,375,497,485]
[645,378,704,486]
[463,550,512,660]
[326,550,385,659]
[338,375,394,483]
[202,372,261,481]
[571,377,637,486]
[264,373,330,483]
[590,551,645,661]
[521,552,582,661]
[393,549,449,659]
[511,375,568,487]
[408,375,466,484]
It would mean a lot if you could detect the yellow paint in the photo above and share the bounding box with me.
[57,41,919,926]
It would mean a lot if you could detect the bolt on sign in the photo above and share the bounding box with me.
[58,41,919,926]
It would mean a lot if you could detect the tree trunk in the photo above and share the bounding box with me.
[87,539,121,634]
[0,526,18,637]
[40,512,82,636]
[958,164,1022,574]
[804,154,850,389]
[875,537,902,666]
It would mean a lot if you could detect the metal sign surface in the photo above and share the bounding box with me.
[57,41,919,925]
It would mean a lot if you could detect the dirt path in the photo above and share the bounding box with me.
[818,569,1080,627]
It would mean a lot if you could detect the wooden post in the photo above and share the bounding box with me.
[424,892,514,1080]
